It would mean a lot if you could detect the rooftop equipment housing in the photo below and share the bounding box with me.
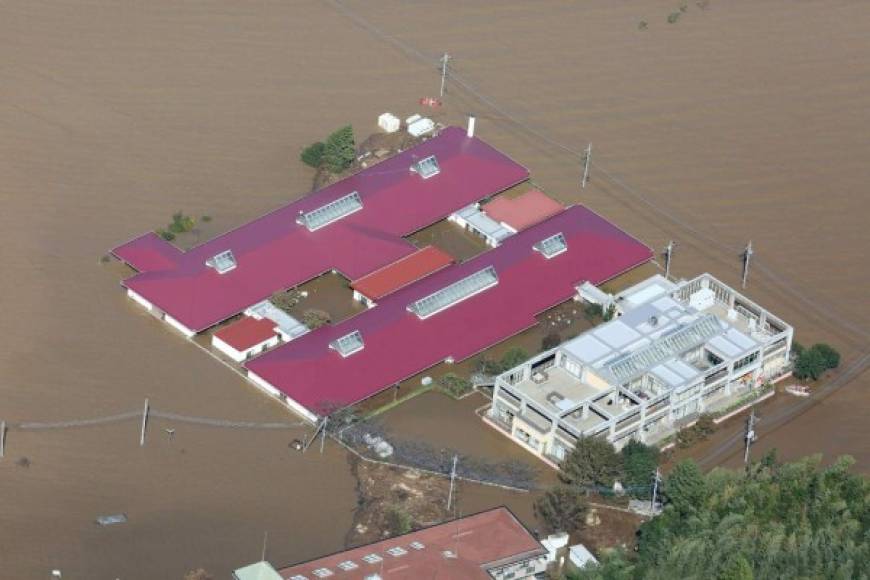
[412,155,441,179]
[533,232,568,259]
[407,266,498,319]
[329,330,365,357]
[297,191,363,232]
[206,250,237,274]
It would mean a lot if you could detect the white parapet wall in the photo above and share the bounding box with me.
[127,288,153,311]
[212,335,280,363]
[247,371,319,423]
[164,314,196,338]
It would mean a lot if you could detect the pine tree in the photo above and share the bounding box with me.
[324,125,356,173]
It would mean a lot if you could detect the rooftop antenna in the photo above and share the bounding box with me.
[664,240,675,280]
[581,143,592,189]
[439,53,450,97]
[741,241,753,289]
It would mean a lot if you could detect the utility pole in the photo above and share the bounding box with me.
[446,454,459,511]
[261,531,268,562]
[320,416,329,455]
[581,143,592,188]
[743,408,757,467]
[439,53,450,97]
[664,240,675,280]
[650,467,661,513]
[139,398,149,447]
[741,241,753,289]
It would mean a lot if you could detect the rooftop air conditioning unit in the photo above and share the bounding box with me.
[378,112,400,133]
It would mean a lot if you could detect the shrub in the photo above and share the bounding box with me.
[385,505,413,536]
[638,20,649,31]
[500,347,530,370]
[201,215,212,223]
[583,302,603,321]
[534,485,588,534]
[168,211,195,234]
[300,141,326,168]
[302,309,331,329]
[791,341,805,357]
[793,345,831,381]
[324,125,356,173]
[542,332,562,351]
[157,228,175,241]
[603,303,617,322]
[184,570,213,580]
[668,11,681,23]
[271,289,303,313]
[437,373,473,398]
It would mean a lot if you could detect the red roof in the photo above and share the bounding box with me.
[278,507,545,579]
[112,127,528,332]
[350,246,453,301]
[245,205,653,416]
[213,316,277,351]
[483,189,564,231]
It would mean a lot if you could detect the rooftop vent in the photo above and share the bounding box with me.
[387,546,408,557]
[312,568,333,578]
[297,191,363,232]
[443,550,458,559]
[533,233,568,259]
[412,155,440,179]
[407,266,498,319]
[337,561,358,571]
[409,541,425,550]
[205,249,237,274]
[329,330,365,358]
[362,554,383,564]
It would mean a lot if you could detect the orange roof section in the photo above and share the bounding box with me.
[350,246,453,301]
[213,316,277,350]
[278,507,545,579]
[483,189,564,232]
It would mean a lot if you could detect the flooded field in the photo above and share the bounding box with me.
[1,0,868,577]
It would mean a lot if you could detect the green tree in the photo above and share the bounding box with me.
[812,343,840,370]
[302,309,331,329]
[560,437,623,488]
[620,440,660,498]
[300,141,326,168]
[794,347,826,380]
[168,211,195,234]
[324,125,356,173]
[719,555,754,580]
[500,347,529,370]
[437,373,472,398]
[533,485,587,534]
[603,303,617,322]
[664,460,705,516]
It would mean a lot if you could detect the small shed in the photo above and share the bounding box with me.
[212,316,280,362]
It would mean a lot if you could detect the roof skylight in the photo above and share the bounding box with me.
[362,554,383,564]
[297,191,363,232]
[205,249,237,274]
[387,546,407,557]
[412,155,440,179]
[533,232,568,259]
[329,330,365,357]
[407,266,498,320]
[337,561,358,571]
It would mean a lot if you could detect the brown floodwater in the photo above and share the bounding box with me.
[1,0,868,577]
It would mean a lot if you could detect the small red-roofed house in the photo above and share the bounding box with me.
[212,316,280,362]
[351,246,454,307]
[484,189,564,233]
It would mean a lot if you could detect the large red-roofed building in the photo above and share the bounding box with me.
[112,127,529,334]
[245,205,652,420]
[232,507,548,580]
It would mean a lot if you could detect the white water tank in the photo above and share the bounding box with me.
[408,117,435,137]
[378,112,400,133]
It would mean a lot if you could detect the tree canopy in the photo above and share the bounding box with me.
[324,125,356,173]
[574,454,869,580]
[560,436,623,488]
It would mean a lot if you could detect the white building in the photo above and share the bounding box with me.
[487,273,793,462]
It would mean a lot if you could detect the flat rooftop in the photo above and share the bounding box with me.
[245,205,653,416]
[112,127,529,332]
[276,507,544,580]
